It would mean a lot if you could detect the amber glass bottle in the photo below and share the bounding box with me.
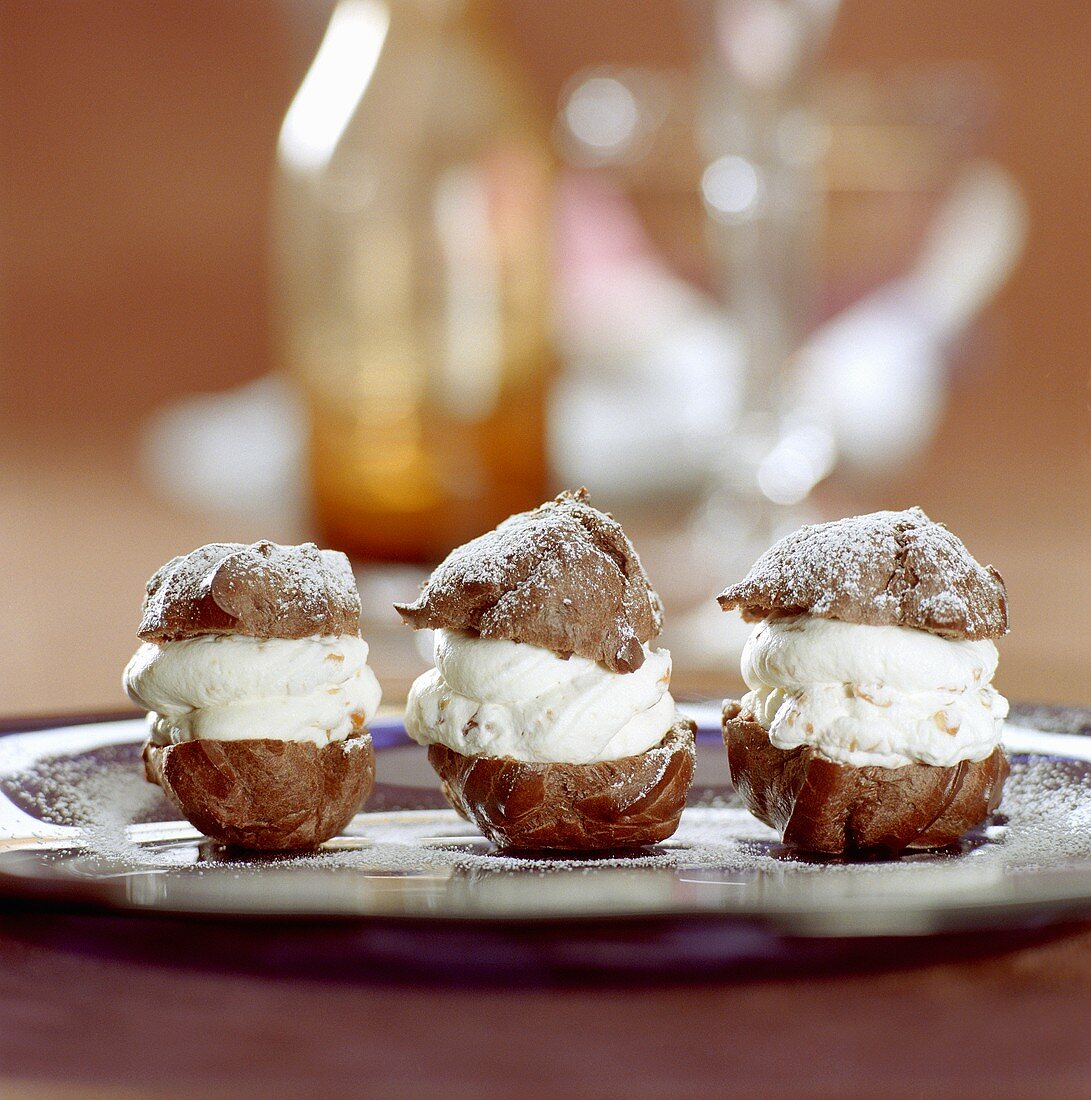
[274,0,553,562]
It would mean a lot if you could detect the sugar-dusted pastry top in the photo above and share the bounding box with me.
[138,540,361,642]
[394,489,663,672]
[717,507,1007,640]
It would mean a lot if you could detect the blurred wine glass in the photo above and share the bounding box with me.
[549,1,1024,683]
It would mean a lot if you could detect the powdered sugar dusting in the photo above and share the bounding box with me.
[396,489,663,673]
[7,744,168,863]
[610,729,685,803]
[139,540,361,641]
[718,508,1008,639]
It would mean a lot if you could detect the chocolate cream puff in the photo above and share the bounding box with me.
[395,489,696,851]
[124,540,381,850]
[718,508,1010,856]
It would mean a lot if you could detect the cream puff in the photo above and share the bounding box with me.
[718,507,1009,856]
[395,489,695,850]
[124,540,381,850]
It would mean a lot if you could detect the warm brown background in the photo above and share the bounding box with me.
[1,0,1088,711]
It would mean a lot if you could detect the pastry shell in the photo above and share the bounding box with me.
[394,488,663,673]
[142,730,375,851]
[716,507,1008,640]
[138,540,361,643]
[722,701,1008,856]
[428,719,696,851]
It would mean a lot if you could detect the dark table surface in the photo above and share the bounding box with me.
[0,909,1088,1099]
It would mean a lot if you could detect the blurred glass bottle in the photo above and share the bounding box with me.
[273,0,553,563]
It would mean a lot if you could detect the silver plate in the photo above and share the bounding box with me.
[0,706,1088,940]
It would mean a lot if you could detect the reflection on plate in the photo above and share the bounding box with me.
[0,706,1089,944]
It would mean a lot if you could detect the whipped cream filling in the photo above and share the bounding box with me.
[124,633,382,747]
[740,615,1008,768]
[405,629,678,764]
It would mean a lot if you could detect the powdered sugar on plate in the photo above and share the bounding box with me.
[4,728,1088,893]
